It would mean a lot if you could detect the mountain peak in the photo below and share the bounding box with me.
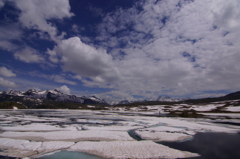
[157,96,182,102]
[0,89,109,108]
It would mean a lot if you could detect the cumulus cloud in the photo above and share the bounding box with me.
[50,37,119,85]
[57,85,70,94]
[96,91,138,104]
[88,0,240,101]
[42,0,240,102]
[0,67,16,77]
[0,77,17,88]
[12,0,73,42]
[14,47,44,63]
[2,0,238,102]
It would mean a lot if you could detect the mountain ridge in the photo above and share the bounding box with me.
[1,89,240,109]
[0,89,108,109]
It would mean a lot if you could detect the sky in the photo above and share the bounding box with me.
[0,0,240,103]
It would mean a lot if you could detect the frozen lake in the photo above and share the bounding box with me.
[0,109,239,158]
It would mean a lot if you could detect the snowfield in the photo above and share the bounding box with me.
[70,141,199,159]
[0,108,239,158]
[0,130,134,141]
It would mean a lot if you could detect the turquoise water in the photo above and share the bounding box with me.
[38,151,105,159]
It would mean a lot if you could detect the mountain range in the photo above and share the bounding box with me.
[156,96,188,102]
[1,89,240,109]
[0,89,108,109]
[117,96,187,104]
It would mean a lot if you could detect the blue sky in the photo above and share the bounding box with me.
[0,0,240,103]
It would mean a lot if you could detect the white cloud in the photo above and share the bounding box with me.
[0,67,16,77]
[0,77,17,88]
[9,77,59,91]
[90,0,240,101]
[0,25,22,51]
[50,37,119,85]
[46,48,58,63]
[28,71,77,85]
[0,41,18,52]
[71,24,85,33]
[212,0,240,30]
[0,25,22,41]
[51,75,76,85]
[42,0,240,102]
[2,0,238,102]
[88,5,103,17]
[192,93,226,99]
[57,85,70,94]
[72,24,80,33]
[13,0,73,42]
[96,91,138,104]
[73,75,82,81]
[14,47,44,63]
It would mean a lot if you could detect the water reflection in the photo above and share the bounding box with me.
[160,132,240,159]
[38,151,105,159]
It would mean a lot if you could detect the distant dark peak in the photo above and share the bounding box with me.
[157,95,183,102]
[225,91,240,97]
[28,89,38,92]
[46,92,58,100]
[53,89,63,94]
[23,89,37,95]
[54,89,59,92]
[118,100,130,104]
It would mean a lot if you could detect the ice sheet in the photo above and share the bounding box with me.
[0,138,75,158]
[69,141,199,159]
[0,130,134,141]
[135,131,192,141]
[0,123,70,132]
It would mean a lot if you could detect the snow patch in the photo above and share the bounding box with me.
[225,106,240,112]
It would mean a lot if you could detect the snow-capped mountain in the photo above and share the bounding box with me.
[22,89,84,103]
[118,100,130,105]
[4,90,24,96]
[0,89,108,108]
[157,96,183,102]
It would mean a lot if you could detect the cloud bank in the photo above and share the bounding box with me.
[59,0,240,102]
[1,0,240,103]
[14,0,73,42]
[52,0,240,102]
